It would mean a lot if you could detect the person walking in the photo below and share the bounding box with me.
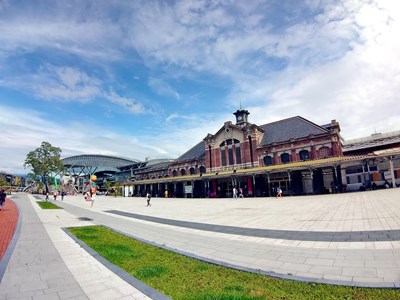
[90,192,96,208]
[146,193,151,207]
[61,191,65,201]
[0,189,6,211]
[276,186,283,198]
[232,187,238,199]
[238,188,244,198]
[53,190,57,201]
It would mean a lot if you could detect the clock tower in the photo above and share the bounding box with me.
[233,109,250,126]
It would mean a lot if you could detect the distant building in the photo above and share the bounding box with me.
[341,131,400,191]
[125,109,399,198]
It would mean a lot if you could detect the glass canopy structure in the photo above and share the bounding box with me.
[62,154,140,192]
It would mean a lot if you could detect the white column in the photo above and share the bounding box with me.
[390,157,397,188]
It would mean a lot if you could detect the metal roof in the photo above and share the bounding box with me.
[343,131,400,152]
[174,141,205,163]
[259,116,329,146]
[62,154,139,168]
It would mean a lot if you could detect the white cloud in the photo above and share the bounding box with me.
[0,3,126,61]
[148,78,180,100]
[105,91,147,114]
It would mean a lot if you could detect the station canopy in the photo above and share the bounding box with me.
[62,154,140,176]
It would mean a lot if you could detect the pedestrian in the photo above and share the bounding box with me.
[232,187,238,199]
[164,190,168,198]
[90,192,96,208]
[0,189,6,211]
[146,193,151,207]
[45,192,49,201]
[238,188,244,198]
[53,190,57,201]
[61,191,65,201]
[276,186,282,198]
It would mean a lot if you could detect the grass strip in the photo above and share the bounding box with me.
[36,201,62,209]
[68,225,400,300]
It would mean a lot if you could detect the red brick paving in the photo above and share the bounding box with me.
[0,199,19,260]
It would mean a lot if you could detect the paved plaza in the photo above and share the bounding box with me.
[1,189,400,299]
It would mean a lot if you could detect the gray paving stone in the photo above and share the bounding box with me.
[304,258,334,266]
[33,293,60,300]
[342,267,377,277]
[333,259,365,267]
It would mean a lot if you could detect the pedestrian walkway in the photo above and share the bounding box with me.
[0,199,19,260]
[0,193,89,299]
[0,189,400,299]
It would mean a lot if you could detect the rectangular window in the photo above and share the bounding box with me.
[221,149,226,166]
[228,146,234,165]
[236,146,241,164]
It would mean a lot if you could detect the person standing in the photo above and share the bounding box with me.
[53,190,57,201]
[61,191,65,201]
[0,189,6,211]
[146,193,151,207]
[238,188,244,198]
[45,192,49,201]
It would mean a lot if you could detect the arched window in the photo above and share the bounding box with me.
[299,150,310,161]
[220,139,241,166]
[172,170,177,177]
[181,169,186,176]
[319,147,332,158]
[263,155,273,166]
[189,167,195,175]
[199,166,206,174]
[281,153,290,163]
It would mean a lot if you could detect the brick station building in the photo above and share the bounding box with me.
[122,109,362,198]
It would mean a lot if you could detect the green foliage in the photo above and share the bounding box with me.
[36,201,62,209]
[0,176,8,187]
[24,141,65,192]
[103,180,112,193]
[113,183,122,196]
[68,226,400,300]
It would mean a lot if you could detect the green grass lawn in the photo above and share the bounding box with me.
[36,201,62,209]
[68,226,400,300]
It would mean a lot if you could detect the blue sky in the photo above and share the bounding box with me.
[1,0,399,174]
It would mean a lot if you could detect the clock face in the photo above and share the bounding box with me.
[237,115,243,121]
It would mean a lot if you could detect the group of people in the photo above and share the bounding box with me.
[45,190,66,201]
[232,187,244,199]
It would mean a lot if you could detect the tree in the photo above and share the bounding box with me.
[0,176,8,188]
[103,179,112,195]
[24,141,65,194]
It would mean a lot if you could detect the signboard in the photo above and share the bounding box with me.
[384,171,392,180]
[185,185,193,194]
